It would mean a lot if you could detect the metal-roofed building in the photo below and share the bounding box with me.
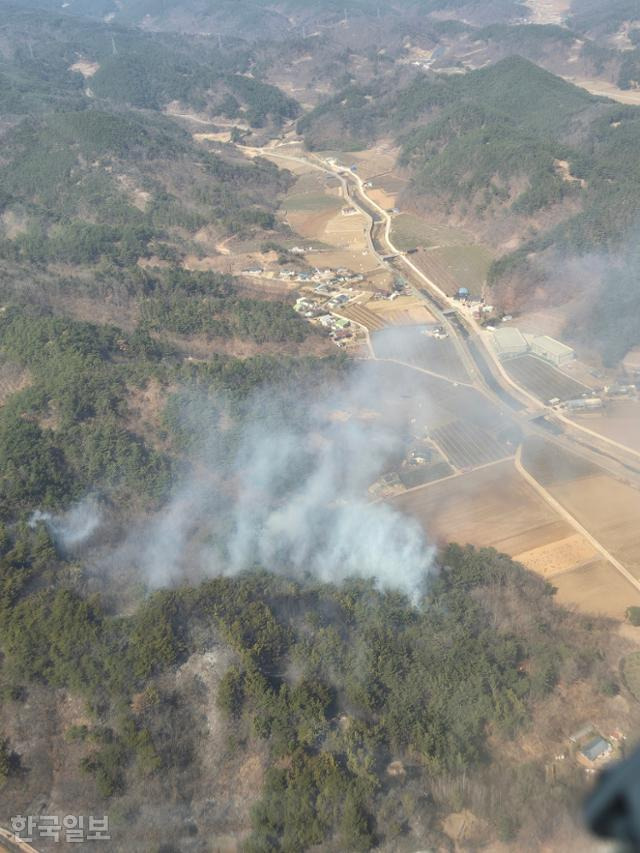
[491,327,528,359]
[578,736,612,768]
[531,335,575,367]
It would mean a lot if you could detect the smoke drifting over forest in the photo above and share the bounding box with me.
[39,359,437,599]
[30,498,102,552]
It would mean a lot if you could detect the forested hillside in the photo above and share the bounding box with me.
[8,0,532,34]
[0,1,639,850]
[300,55,640,361]
[0,523,628,850]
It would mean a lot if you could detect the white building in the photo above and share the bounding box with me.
[491,327,528,359]
[531,335,575,367]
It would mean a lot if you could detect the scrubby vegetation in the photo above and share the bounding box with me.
[0,528,622,848]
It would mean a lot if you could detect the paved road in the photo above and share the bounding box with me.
[337,162,640,483]
[248,141,640,548]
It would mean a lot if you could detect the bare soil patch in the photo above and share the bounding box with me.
[524,0,570,26]
[69,58,100,78]
[126,378,175,450]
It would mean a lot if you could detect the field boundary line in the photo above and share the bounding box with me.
[515,446,640,596]
[372,357,474,388]
[380,455,515,503]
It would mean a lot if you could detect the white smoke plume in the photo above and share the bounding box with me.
[30,496,102,551]
[110,358,437,599]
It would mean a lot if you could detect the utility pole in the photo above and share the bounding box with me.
[217,32,222,49]
[111,34,118,56]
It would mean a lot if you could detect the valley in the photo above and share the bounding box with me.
[247,133,640,623]
[1,2,640,851]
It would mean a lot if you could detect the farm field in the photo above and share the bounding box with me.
[279,169,382,274]
[323,209,369,249]
[553,560,640,619]
[284,190,341,213]
[505,355,589,402]
[363,362,513,441]
[372,326,469,382]
[513,533,597,577]
[321,146,398,180]
[568,77,640,105]
[338,303,386,331]
[420,374,520,441]
[429,245,492,294]
[391,215,475,251]
[570,400,640,453]
[387,457,635,615]
[283,172,343,239]
[375,173,408,192]
[521,436,599,486]
[522,436,640,581]
[431,419,511,469]
[367,296,435,325]
[305,249,380,274]
[411,248,487,298]
[550,473,640,581]
[368,187,397,210]
[389,459,572,558]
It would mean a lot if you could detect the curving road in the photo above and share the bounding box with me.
[243,140,640,593]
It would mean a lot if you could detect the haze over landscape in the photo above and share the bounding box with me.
[1,0,640,850]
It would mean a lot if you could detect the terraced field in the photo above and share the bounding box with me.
[505,355,588,402]
[431,419,511,469]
